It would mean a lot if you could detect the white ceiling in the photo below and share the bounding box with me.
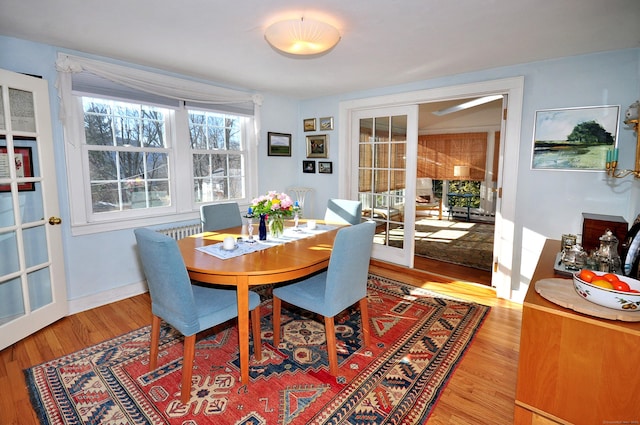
[1,0,639,100]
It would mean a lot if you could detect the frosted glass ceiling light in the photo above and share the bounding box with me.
[265,18,341,58]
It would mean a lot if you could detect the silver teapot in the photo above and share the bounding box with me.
[594,229,621,273]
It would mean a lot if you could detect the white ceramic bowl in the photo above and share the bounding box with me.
[572,271,640,311]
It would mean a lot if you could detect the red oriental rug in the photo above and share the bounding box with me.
[25,274,489,424]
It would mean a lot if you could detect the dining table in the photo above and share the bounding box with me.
[177,221,344,384]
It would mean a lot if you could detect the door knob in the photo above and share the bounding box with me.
[48,216,62,225]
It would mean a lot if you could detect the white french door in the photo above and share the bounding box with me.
[0,68,68,350]
[351,105,418,267]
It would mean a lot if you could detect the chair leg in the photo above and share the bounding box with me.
[251,306,262,361]
[180,334,196,404]
[149,315,161,371]
[324,316,339,376]
[272,296,282,346]
[358,297,371,347]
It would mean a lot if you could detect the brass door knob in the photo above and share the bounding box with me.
[48,216,62,225]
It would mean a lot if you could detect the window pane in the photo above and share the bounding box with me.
[147,152,168,179]
[91,182,120,212]
[114,116,140,147]
[89,150,117,180]
[141,109,165,148]
[9,88,36,132]
[119,151,144,179]
[189,114,206,149]
[189,110,247,204]
[84,100,114,146]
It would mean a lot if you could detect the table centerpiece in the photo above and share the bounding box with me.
[250,191,295,239]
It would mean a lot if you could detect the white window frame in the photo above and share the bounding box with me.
[56,54,261,235]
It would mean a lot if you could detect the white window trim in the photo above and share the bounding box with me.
[55,53,261,235]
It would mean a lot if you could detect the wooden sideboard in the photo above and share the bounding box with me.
[514,239,640,425]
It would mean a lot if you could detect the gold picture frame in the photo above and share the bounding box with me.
[303,118,316,132]
[306,134,328,158]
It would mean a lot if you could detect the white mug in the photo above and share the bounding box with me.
[223,236,236,250]
[307,219,317,230]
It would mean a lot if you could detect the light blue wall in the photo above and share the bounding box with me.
[2,34,639,304]
[0,36,299,303]
[291,48,640,296]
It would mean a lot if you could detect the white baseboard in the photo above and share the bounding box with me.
[67,280,149,315]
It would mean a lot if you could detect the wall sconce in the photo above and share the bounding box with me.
[606,101,640,178]
[453,165,470,179]
[264,17,341,58]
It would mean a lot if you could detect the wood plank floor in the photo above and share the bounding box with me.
[0,262,521,424]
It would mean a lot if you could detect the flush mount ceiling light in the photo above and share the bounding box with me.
[264,17,341,58]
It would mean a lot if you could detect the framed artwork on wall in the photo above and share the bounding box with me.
[303,118,316,132]
[267,132,292,156]
[319,116,334,130]
[303,160,316,173]
[306,134,328,158]
[0,146,35,192]
[318,161,332,174]
[531,105,620,171]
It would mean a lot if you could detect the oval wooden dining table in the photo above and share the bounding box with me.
[177,223,343,384]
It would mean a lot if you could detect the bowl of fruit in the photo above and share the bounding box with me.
[573,270,640,311]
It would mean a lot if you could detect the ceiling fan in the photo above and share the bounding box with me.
[431,94,503,116]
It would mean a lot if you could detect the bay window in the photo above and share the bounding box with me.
[56,54,260,235]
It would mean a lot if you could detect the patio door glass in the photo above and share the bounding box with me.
[353,105,418,267]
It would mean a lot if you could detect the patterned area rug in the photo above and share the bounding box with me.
[387,219,494,271]
[25,275,489,424]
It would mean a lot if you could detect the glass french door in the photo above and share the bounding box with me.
[0,68,67,350]
[352,105,418,266]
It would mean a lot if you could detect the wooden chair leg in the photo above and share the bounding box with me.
[149,315,161,371]
[324,316,339,376]
[358,297,371,347]
[180,334,196,404]
[251,306,262,361]
[272,296,282,346]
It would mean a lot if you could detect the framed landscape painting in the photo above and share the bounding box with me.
[267,132,292,156]
[531,105,619,171]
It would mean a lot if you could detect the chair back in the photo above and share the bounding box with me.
[134,228,200,336]
[416,177,435,200]
[324,221,376,308]
[201,202,243,232]
[324,198,362,225]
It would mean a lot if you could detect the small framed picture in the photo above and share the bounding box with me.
[306,134,328,158]
[303,160,316,173]
[319,116,334,131]
[267,132,292,156]
[318,161,333,174]
[303,118,316,132]
[0,146,35,192]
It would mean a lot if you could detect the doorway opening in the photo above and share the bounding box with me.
[411,98,502,285]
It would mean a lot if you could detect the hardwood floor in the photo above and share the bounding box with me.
[1,262,521,424]
[413,255,493,286]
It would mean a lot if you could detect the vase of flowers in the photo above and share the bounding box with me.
[250,191,295,240]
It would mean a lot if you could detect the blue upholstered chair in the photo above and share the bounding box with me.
[272,221,376,375]
[323,198,362,225]
[134,228,262,404]
[200,202,243,232]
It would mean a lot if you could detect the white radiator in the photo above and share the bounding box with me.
[157,223,202,240]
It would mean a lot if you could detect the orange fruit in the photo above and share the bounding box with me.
[602,273,621,284]
[590,278,614,289]
[611,280,631,292]
[578,269,596,283]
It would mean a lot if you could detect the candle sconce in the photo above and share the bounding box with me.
[606,101,639,179]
